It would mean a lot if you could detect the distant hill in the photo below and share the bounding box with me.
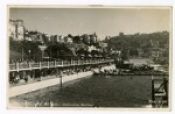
[105,31,169,58]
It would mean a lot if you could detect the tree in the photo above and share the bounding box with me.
[106,31,169,58]
[10,40,42,62]
[73,36,81,44]
[45,43,73,59]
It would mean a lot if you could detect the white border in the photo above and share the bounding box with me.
[0,0,174,114]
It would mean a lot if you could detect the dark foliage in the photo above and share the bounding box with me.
[10,39,42,62]
[106,31,169,61]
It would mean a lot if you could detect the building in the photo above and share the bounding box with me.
[82,34,90,45]
[24,31,32,41]
[64,36,73,43]
[50,35,57,43]
[98,42,108,48]
[50,35,65,43]
[57,35,64,43]
[90,33,97,44]
[25,31,44,43]
[9,19,25,41]
[88,45,97,52]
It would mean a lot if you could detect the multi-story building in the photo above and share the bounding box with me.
[90,33,97,44]
[9,19,25,41]
[50,35,57,43]
[56,35,64,43]
[82,34,90,45]
[49,35,65,43]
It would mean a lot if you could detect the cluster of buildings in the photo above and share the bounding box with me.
[8,19,73,43]
[8,19,106,45]
[9,19,110,61]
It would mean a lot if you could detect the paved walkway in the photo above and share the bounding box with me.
[9,64,115,97]
[9,71,93,97]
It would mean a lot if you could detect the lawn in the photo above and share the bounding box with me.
[10,76,152,107]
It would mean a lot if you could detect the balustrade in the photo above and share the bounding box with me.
[9,59,114,71]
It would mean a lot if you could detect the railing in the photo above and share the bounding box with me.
[9,59,114,72]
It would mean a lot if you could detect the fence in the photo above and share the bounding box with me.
[9,59,114,72]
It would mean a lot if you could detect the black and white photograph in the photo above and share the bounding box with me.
[8,6,171,109]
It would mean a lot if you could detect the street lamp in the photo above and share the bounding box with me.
[38,43,47,61]
[28,49,31,61]
[21,48,24,62]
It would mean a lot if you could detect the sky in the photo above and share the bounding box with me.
[10,7,171,40]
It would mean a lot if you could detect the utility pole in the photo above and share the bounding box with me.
[60,70,63,91]
[151,75,155,107]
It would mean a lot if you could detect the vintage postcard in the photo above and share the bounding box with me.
[7,5,172,110]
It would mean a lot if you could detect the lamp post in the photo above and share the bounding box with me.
[28,49,31,61]
[21,48,24,62]
[38,43,47,61]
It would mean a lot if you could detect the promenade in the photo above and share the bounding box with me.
[9,64,115,97]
